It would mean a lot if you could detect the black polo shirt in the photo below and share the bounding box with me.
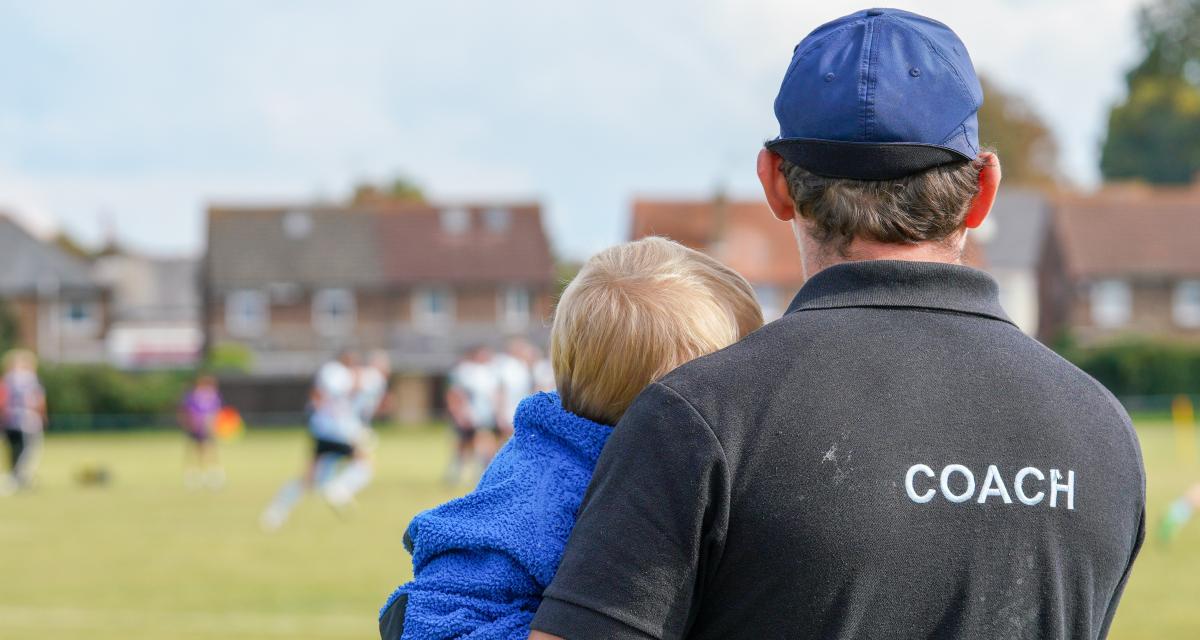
[531,260,1145,640]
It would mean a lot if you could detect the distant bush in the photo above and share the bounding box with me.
[39,364,192,430]
[204,342,254,373]
[1058,336,1200,397]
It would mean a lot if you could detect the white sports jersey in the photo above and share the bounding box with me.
[493,354,533,423]
[310,360,362,444]
[449,360,500,429]
[356,367,389,423]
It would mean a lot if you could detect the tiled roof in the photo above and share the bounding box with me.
[1051,185,1200,278]
[0,216,101,295]
[206,202,554,290]
[374,202,554,285]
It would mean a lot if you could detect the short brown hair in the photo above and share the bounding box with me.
[780,156,985,254]
[551,237,762,425]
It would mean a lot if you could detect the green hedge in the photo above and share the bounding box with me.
[1058,337,1200,397]
[39,365,192,429]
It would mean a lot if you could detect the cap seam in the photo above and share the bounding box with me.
[885,15,976,109]
[857,17,876,142]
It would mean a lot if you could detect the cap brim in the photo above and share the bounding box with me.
[765,138,973,180]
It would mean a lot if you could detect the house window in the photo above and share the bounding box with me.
[439,208,470,235]
[226,290,269,337]
[312,288,356,336]
[414,287,454,330]
[483,207,511,233]
[61,299,99,335]
[1090,279,1131,328]
[499,286,531,329]
[1174,280,1200,328]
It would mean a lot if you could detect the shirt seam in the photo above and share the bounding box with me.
[789,303,1017,328]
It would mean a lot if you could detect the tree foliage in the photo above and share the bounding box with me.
[1101,0,1200,184]
[977,75,1060,186]
[351,175,426,205]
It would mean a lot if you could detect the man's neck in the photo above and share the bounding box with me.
[794,222,966,280]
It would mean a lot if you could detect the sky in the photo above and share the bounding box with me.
[0,0,1148,260]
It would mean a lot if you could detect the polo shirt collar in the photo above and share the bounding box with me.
[785,259,1014,326]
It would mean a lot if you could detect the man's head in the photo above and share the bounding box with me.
[551,237,763,425]
[758,8,1001,275]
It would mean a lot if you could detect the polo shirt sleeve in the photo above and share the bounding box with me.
[531,382,730,640]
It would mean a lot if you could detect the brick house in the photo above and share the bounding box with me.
[203,201,555,419]
[1038,185,1200,344]
[0,216,108,363]
[631,196,808,320]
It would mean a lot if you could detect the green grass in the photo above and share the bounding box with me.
[0,422,1196,639]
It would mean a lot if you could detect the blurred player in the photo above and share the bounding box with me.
[0,349,46,495]
[493,338,536,442]
[1160,483,1200,543]
[260,350,361,530]
[444,345,499,483]
[177,374,224,489]
[323,350,392,508]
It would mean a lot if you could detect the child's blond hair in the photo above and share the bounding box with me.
[551,237,763,425]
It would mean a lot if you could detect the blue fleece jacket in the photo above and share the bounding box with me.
[380,391,612,640]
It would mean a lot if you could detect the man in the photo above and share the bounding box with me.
[531,9,1143,640]
[324,350,393,507]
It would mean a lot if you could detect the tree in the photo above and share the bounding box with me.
[1101,0,1200,184]
[977,75,1060,187]
[351,175,426,205]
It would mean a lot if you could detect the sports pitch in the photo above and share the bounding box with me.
[0,422,1196,639]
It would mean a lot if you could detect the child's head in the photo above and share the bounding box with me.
[551,237,763,425]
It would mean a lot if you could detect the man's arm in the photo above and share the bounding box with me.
[530,382,730,640]
[528,632,562,640]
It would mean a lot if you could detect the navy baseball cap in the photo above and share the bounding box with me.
[766,8,983,181]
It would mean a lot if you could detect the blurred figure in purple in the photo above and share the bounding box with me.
[0,349,47,495]
[177,374,224,490]
[444,345,499,484]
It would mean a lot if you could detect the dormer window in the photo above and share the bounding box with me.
[439,208,470,235]
[483,207,511,233]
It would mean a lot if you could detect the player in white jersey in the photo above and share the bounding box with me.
[323,350,392,508]
[261,350,361,530]
[493,338,537,442]
[445,345,500,483]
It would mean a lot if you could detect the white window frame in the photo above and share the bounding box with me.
[312,288,356,337]
[413,287,455,331]
[61,299,100,336]
[1090,279,1131,329]
[226,289,269,338]
[1174,280,1200,328]
[498,286,531,329]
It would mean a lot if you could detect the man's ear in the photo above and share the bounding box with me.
[757,148,797,222]
[964,151,1001,229]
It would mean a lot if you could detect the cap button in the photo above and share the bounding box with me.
[866,8,885,16]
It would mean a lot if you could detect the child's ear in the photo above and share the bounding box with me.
[757,149,797,222]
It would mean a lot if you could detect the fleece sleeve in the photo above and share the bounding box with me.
[381,437,578,640]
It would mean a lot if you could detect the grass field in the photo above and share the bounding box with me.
[0,422,1197,639]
